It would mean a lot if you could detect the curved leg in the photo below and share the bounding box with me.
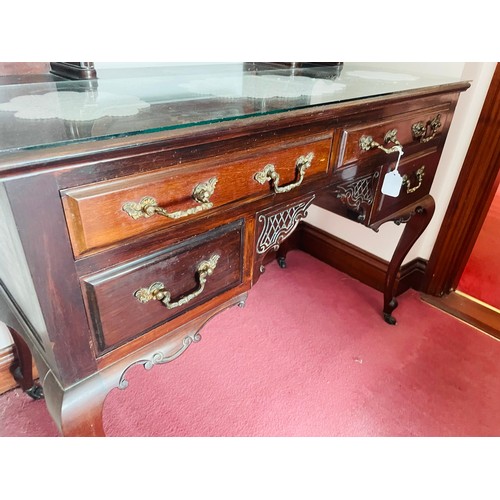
[8,327,44,399]
[60,393,106,437]
[42,369,109,437]
[276,245,288,269]
[383,195,435,325]
[276,222,304,269]
[42,292,248,437]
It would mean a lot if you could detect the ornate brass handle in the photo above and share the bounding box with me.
[359,129,402,154]
[412,114,442,143]
[133,254,220,310]
[122,177,217,220]
[402,166,425,194]
[254,152,314,194]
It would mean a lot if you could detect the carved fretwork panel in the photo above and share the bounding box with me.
[334,171,380,223]
[256,195,315,255]
[253,195,315,279]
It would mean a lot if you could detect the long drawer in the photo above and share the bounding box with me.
[81,220,244,355]
[61,134,332,257]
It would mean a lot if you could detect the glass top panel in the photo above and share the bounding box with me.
[0,63,460,153]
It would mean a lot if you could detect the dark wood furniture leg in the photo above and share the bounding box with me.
[8,326,44,399]
[381,194,435,325]
[59,389,107,437]
[276,244,288,268]
[43,292,248,437]
[40,370,108,437]
[276,220,304,269]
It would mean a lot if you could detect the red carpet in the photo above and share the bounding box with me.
[1,250,500,437]
[458,184,500,309]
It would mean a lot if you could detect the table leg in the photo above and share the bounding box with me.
[276,242,290,268]
[9,326,44,399]
[41,370,109,437]
[383,195,435,325]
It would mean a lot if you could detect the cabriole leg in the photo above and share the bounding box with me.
[383,195,435,325]
[9,327,44,399]
[42,371,110,437]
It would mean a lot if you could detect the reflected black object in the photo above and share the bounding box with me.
[244,62,344,80]
[50,62,97,80]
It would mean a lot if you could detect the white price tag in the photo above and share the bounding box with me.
[381,146,404,198]
[381,169,403,197]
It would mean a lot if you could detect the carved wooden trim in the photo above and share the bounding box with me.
[424,64,500,296]
[256,196,315,255]
[118,333,201,389]
[334,171,379,219]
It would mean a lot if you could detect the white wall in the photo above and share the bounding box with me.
[0,322,11,347]
[0,62,495,350]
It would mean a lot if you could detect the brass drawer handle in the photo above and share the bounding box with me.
[402,166,425,193]
[359,129,402,154]
[122,177,217,220]
[412,114,442,143]
[134,254,220,310]
[254,152,314,194]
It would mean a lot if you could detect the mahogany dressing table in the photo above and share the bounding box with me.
[0,63,469,435]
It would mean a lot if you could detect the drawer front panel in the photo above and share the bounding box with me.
[370,149,440,223]
[82,220,244,354]
[337,106,450,169]
[62,135,332,257]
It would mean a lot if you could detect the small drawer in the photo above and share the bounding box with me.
[81,220,244,354]
[337,106,450,169]
[371,149,440,223]
[62,134,332,257]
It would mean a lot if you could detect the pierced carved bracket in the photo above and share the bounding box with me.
[256,195,315,255]
[334,171,379,222]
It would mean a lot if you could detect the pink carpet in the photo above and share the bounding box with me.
[1,250,500,437]
[458,183,500,309]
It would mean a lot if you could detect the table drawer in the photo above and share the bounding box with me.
[81,220,244,355]
[337,106,450,169]
[371,149,440,223]
[62,134,332,257]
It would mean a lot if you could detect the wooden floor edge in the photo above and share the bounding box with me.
[421,291,500,340]
[454,290,500,314]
